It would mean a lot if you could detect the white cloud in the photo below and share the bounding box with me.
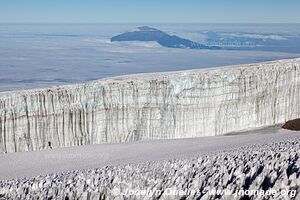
[223,33,288,41]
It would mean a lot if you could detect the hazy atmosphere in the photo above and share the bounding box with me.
[1,1,300,91]
[1,23,300,91]
[1,1,300,200]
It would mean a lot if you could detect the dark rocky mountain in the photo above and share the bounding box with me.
[111,26,220,50]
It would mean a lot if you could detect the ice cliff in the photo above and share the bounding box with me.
[1,58,300,152]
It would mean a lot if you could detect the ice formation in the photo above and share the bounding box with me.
[0,58,300,152]
[1,138,299,200]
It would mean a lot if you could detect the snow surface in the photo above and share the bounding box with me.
[0,128,298,180]
[0,129,299,199]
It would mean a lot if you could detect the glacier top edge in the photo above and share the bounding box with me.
[0,57,299,97]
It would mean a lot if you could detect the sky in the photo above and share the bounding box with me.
[0,0,300,23]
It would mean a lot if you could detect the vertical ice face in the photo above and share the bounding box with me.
[0,58,300,153]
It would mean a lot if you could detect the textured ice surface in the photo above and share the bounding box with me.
[0,58,300,152]
[1,134,299,200]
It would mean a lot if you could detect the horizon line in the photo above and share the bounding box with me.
[1,22,300,25]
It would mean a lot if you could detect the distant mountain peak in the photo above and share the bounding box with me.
[136,26,159,31]
[111,26,220,50]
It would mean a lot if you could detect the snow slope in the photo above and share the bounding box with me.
[0,130,299,199]
[0,128,298,180]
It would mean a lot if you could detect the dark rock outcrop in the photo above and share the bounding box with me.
[282,118,300,131]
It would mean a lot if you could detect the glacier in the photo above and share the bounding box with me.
[1,136,299,199]
[0,58,300,153]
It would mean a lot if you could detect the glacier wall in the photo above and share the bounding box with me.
[1,58,300,153]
